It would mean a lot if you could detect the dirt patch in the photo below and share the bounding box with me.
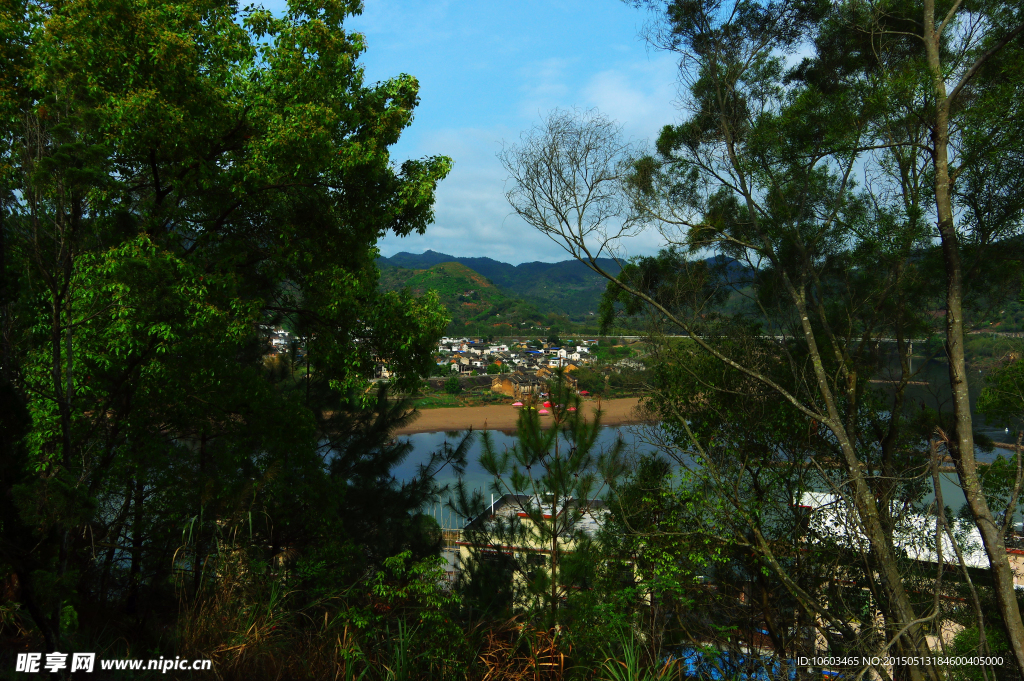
[395,398,647,435]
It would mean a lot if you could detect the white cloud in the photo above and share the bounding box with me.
[255,1,687,265]
[516,57,577,120]
[379,126,558,263]
[378,50,681,264]
[380,44,682,265]
[581,52,680,141]
[379,119,668,265]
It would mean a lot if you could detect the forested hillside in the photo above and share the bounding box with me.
[378,261,546,333]
[378,250,622,317]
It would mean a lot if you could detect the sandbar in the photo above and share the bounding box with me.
[395,398,646,435]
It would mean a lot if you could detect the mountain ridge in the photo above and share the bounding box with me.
[377,260,546,333]
[377,250,622,317]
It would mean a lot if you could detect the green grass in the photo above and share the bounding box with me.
[413,395,465,409]
[411,390,512,409]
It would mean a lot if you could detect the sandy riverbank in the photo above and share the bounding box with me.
[394,398,646,435]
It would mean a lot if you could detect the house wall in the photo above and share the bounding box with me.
[492,377,515,396]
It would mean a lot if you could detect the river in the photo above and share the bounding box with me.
[394,425,642,528]
[399,356,1022,527]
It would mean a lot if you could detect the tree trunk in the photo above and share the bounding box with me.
[788,280,938,681]
[0,208,9,381]
[922,0,1024,668]
[126,474,144,619]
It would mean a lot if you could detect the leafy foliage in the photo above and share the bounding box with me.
[0,0,454,656]
[444,375,462,395]
[379,260,549,333]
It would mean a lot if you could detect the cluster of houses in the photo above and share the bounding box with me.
[260,330,613,387]
[439,337,596,373]
[263,326,297,354]
[437,337,600,399]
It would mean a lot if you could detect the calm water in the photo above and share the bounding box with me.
[398,423,986,528]
[394,426,646,491]
[401,359,1023,525]
[901,356,1023,443]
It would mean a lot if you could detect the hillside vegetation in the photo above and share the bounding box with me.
[378,250,621,317]
[379,261,547,333]
[385,261,502,303]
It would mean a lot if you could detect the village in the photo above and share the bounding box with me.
[437,336,593,395]
[259,326,650,409]
[434,336,650,399]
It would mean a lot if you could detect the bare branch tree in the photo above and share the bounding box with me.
[499,108,647,264]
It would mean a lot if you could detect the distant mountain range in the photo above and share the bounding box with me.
[377,250,622,318]
[377,260,544,332]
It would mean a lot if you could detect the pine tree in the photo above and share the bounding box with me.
[453,369,624,626]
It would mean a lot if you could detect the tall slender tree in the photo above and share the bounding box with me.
[501,0,1024,664]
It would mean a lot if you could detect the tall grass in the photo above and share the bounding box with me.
[177,586,585,680]
[598,628,679,681]
[170,544,669,680]
[176,550,372,680]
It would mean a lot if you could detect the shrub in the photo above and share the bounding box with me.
[444,375,462,395]
[573,367,606,395]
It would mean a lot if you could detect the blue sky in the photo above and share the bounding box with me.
[265,1,683,264]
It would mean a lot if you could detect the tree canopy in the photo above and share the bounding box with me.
[0,0,453,652]
[501,0,1024,676]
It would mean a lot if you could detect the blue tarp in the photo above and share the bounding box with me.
[668,647,803,680]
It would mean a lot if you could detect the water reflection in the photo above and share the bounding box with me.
[393,425,648,497]
[397,362,1023,526]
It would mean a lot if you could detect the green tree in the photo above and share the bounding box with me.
[979,352,1024,431]
[453,370,625,627]
[499,55,1018,681]
[0,0,452,652]
[808,0,1024,661]
[596,452,810,672]
[977,351,1024,538]
[572,367,606,395]
[444,375,462,395]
